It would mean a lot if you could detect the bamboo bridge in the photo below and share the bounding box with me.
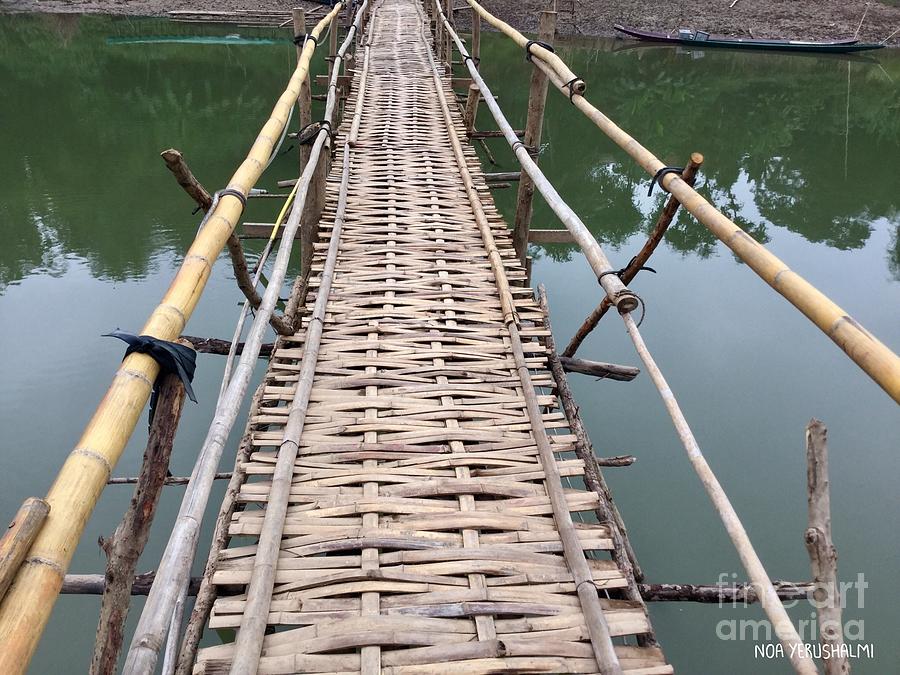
[1,1,898,674]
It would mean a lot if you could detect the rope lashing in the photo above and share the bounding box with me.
[648,166,685,195]
[563,77,584,102]
[463,54,480,67]
[524,39,554,62]
[292,33,319,47]
[295,120,335,146]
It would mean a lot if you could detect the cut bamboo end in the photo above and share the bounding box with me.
[0,498,50,602]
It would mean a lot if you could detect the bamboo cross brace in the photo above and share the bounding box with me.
[563,154,703,358]
[160,149,294,337]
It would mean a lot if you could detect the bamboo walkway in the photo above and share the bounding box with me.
[192,1,669,672]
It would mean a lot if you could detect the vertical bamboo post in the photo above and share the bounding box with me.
[90,370,188,675]
[0,499,50,602]
[444,0,453,71]
[563,154,703,357]
[805,420,850,675]
[471,6,481,63]
[513,9,557,273]
[327,11,339,80]
[293,8,313,173]
[463,83,480,134]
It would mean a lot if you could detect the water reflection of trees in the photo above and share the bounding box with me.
[2,18,899,287]
[482,38,900,277]
[0,15,308,289]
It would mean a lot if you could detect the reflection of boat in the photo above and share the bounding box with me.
[106,35,281,46]
[608,40,881,64]
[613,24,884,53]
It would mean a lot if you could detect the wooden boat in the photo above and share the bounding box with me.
[613,24,885,53]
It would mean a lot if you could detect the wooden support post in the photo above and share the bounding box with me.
[463,83,480,134]
[0,499,50,602]
[537,287,653,646]
[513,10,557,273]
[805,419,850,675]
[90,370,188,675]
[563,153,703,357]
[293,8,313,172]
[444,0,453,71]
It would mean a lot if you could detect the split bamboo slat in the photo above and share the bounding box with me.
[191,1,669,673]
[464,0,900,404]
[0,6,342,674]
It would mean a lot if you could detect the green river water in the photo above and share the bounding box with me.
[0,13,898,674]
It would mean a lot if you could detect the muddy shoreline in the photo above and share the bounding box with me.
[1,0,898,46]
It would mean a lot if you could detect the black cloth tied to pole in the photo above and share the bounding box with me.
[103,331,198,428]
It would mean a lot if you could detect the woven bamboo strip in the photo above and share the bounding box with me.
[191,1,668,673]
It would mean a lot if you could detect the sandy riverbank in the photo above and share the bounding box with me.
[1,0,898,45]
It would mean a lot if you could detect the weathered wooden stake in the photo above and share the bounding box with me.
[560,355,640,381]
[513,9,557,275]
[563,153,703,357]
[293,8,313,173]
[90,369,188,675]
[805,419,850,675]
[327,11,339,80]
[463,83,480,134]
[0,499,50,602]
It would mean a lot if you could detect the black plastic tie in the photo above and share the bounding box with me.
[648,166,684,195]
[219,187,247,207]
[293,33,319,47]
[525,39,554,62]
[563,77,584,102]
[464,54,480,67]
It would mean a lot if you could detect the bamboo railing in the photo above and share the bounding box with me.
[0,6,342,673]
[465,0,900,405]
[433,2,818,672]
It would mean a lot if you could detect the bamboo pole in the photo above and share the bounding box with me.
[622,312,816,674]
[537,288,646,587]
[293,8,313,172]
[0,8,339,665]
[173,385,264,674]
[469,0,900,403]
[805,420,850,675]
[437,8,638,314]
[421,7,621,670]
[439,5,816,669]
[513,9,556,270]
[465,0,582,94]
[90,370,187,675]
[0,499,49,602]
[230,135,353,675]
[119,9,345,675]
[560,355,639,381]
[563,154,703,357]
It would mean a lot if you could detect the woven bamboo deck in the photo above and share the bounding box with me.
[194,1,670,672]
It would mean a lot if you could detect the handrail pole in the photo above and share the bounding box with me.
[0,7,342,673]
[467,0,900,403]
[437,5,818,672]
